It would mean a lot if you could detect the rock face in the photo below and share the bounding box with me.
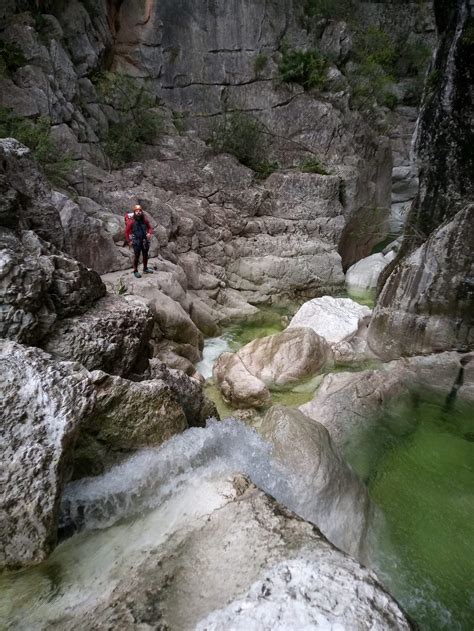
[71,370,188,478]
[0,140,106,346]
[53,476,410,630]
[368,0,474,359]
[43,294,154,377]
[289,296,372,345]
[369,206,474,358]
[259,406,372,561]
[0,340,95,569]
[213,327,330,407]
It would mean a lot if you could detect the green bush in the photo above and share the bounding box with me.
[254,52,268,76]
[299,156,330,175]
[304,0,358,22]
[209,111,266,171]
[0,108,72,186]
[255,159,279,180]
[278,47,328,90]
[0,40,26,76]
[93,72,163,167]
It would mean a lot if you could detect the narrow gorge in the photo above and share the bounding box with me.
[0,0,472,629]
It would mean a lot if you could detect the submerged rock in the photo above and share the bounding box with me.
[300,351,473,451]
[259,406,372,561]
[0,341,95,570]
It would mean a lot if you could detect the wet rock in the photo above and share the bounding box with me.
[63,476,409,630]
[259,406,372,561]
[79,370,188,451]
[368,205,474,359]
[346,252,391,294]
[213,327,330,407]
[0,340,95,569]
[300,351,471,451]
[289,296,372,345]
[43,294,154,377]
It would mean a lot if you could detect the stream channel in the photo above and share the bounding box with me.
[1,306,472,630]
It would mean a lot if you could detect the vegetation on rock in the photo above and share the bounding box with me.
[93,72,163,168]
[0,108,72,186]
[278,46,328,91]
[0,40,27,76]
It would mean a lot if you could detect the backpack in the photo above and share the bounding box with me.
[124,212,134,228]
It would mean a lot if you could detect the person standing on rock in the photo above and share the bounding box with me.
[125,204,154,278]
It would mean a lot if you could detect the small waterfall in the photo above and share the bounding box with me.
[60,418,291,533]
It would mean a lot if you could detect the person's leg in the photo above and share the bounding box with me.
[143,240,153,272]
[132,241,142,277]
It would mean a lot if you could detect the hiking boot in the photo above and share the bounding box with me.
[143,268,153,274]
[133,271,142,279]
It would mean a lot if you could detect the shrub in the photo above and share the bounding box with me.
[304,0,358,22]
[209,111,266,171]
[254,52,268,76]
[255,159,279,180]
[278,47,328,90]
[93,72,163,167]
[0,40,26,76]
[299,156,330,175]
[0,108,72,186]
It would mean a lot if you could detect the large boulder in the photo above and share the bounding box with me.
[289,296,372,345]
[345,252,392,295]
[368,206,474,359]
[0,229,105,345]
[213,327,330,407]
[0,341,95,569]
[71,371,188,478]
[259,406,372,561]
[43,294,154,377]
[0,139,64,249]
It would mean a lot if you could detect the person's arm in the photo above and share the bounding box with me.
[125,219,133,244]
[144,216,153,238]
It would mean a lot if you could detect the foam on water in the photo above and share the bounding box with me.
[195,336,232,379]
[60,418,293,533]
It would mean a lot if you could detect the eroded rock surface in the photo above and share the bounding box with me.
[259,406,372,561]
[43,294,153,377]
[53,477,410,630]
[0,341,95,569]
[213,327,330,407]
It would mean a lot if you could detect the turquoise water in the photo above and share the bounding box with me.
[343,395,474,630]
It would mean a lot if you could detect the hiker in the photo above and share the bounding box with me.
[125,204,154,278]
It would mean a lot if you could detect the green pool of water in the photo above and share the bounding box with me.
[343,395,474,630]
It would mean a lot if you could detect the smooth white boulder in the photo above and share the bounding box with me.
[345,252,390,292]
[288,296,372,344]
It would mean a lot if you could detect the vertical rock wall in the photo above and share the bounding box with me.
[368,0,474,359]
